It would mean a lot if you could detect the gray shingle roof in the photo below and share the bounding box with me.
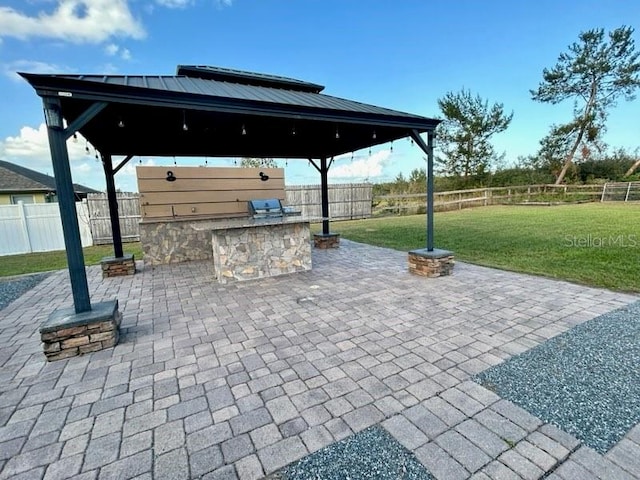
[0,160,99,194]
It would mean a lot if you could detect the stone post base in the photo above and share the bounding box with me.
[101,254,135,278]
[314,233,340,249]
[408,248,455,277]
[40,300,122,361]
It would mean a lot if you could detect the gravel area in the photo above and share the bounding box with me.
[267,426,433,480]
[474,300,640,453]
[0,273,49,312]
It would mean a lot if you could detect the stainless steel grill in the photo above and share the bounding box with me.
[248,199,300,219]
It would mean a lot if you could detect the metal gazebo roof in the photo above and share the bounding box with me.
[21,64,440,315]
[20,65,439,159]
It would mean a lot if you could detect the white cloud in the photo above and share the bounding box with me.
[155,0,194,7]
[104,43,132,60]
[329,149,392,181]
[3,60,66,81]
[104,43,119,56]
[0,123,105,188]
[0,1,146,44]
[155,0,233,9]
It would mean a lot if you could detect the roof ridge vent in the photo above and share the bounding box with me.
[176,65,325,93]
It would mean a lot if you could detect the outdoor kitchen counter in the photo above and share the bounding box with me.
[195,216,315,284]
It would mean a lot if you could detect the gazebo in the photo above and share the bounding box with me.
[21,65,447,326]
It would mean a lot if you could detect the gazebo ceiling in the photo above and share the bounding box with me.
[20,65,440,159]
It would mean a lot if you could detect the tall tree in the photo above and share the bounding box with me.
[239,157,278,168]
[436,89,513,180]
[531,26,640,184]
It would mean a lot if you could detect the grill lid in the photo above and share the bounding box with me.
[248,198,284,218]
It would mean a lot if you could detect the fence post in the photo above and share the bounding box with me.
[17,201,33,253]
[484,189,488,206]
[601,183,607,202]
[625,182,632,202]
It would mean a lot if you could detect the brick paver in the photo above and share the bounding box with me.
[0,240,637,479]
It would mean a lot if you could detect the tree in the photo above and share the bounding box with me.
[436,89,513,181]
[531,26,640,184]
[239,157,278,168]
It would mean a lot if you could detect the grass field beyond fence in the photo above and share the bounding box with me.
[318,204,640,292]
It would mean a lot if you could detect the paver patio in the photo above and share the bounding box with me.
[0,240,638,480]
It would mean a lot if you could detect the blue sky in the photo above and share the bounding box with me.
[0,0,638,192]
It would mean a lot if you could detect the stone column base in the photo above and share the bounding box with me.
[101,254,135,278]
[314,233,340,249]
[40,300,122,361]
[408,248,455,277]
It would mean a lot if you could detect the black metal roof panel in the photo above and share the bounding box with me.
[176,65,325,93]
[41,73,429,122]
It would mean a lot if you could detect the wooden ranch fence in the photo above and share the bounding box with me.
[372,183,628,215]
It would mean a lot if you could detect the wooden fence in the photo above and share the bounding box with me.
[87,193,141,244]
[86,183,373,244]
[373,183,625,216]
[285,183,373,220]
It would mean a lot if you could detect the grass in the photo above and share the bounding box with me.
[0,243,143,278]
[315,203,640,292]
[2,204,637,292]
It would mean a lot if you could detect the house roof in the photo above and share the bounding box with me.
[0,160,99,194]
[19,65,439,159]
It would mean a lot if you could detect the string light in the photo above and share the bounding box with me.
[335,127,340,140]
[72,132,78,143]
[241,124,247,136]
[173,156,177,166]
[351,152,354,162]
[117,118,125,128]
[291,125,296,136]
[390,141,394,153]
[85,142,90,155]
[372,130,377,140]
[182,111,188,132]
[369,147,372,157]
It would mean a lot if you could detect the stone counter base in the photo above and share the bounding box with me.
[213,222,311,283]
[40,300,121,361]
[101,254,135,278]
[314,233,340,249]
[408,248,455,277]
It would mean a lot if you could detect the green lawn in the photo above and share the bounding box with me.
[0,243,143,278]
[317,203,640,292]
[2,204,638,292]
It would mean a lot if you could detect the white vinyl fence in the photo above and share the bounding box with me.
[0,201,92,256]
